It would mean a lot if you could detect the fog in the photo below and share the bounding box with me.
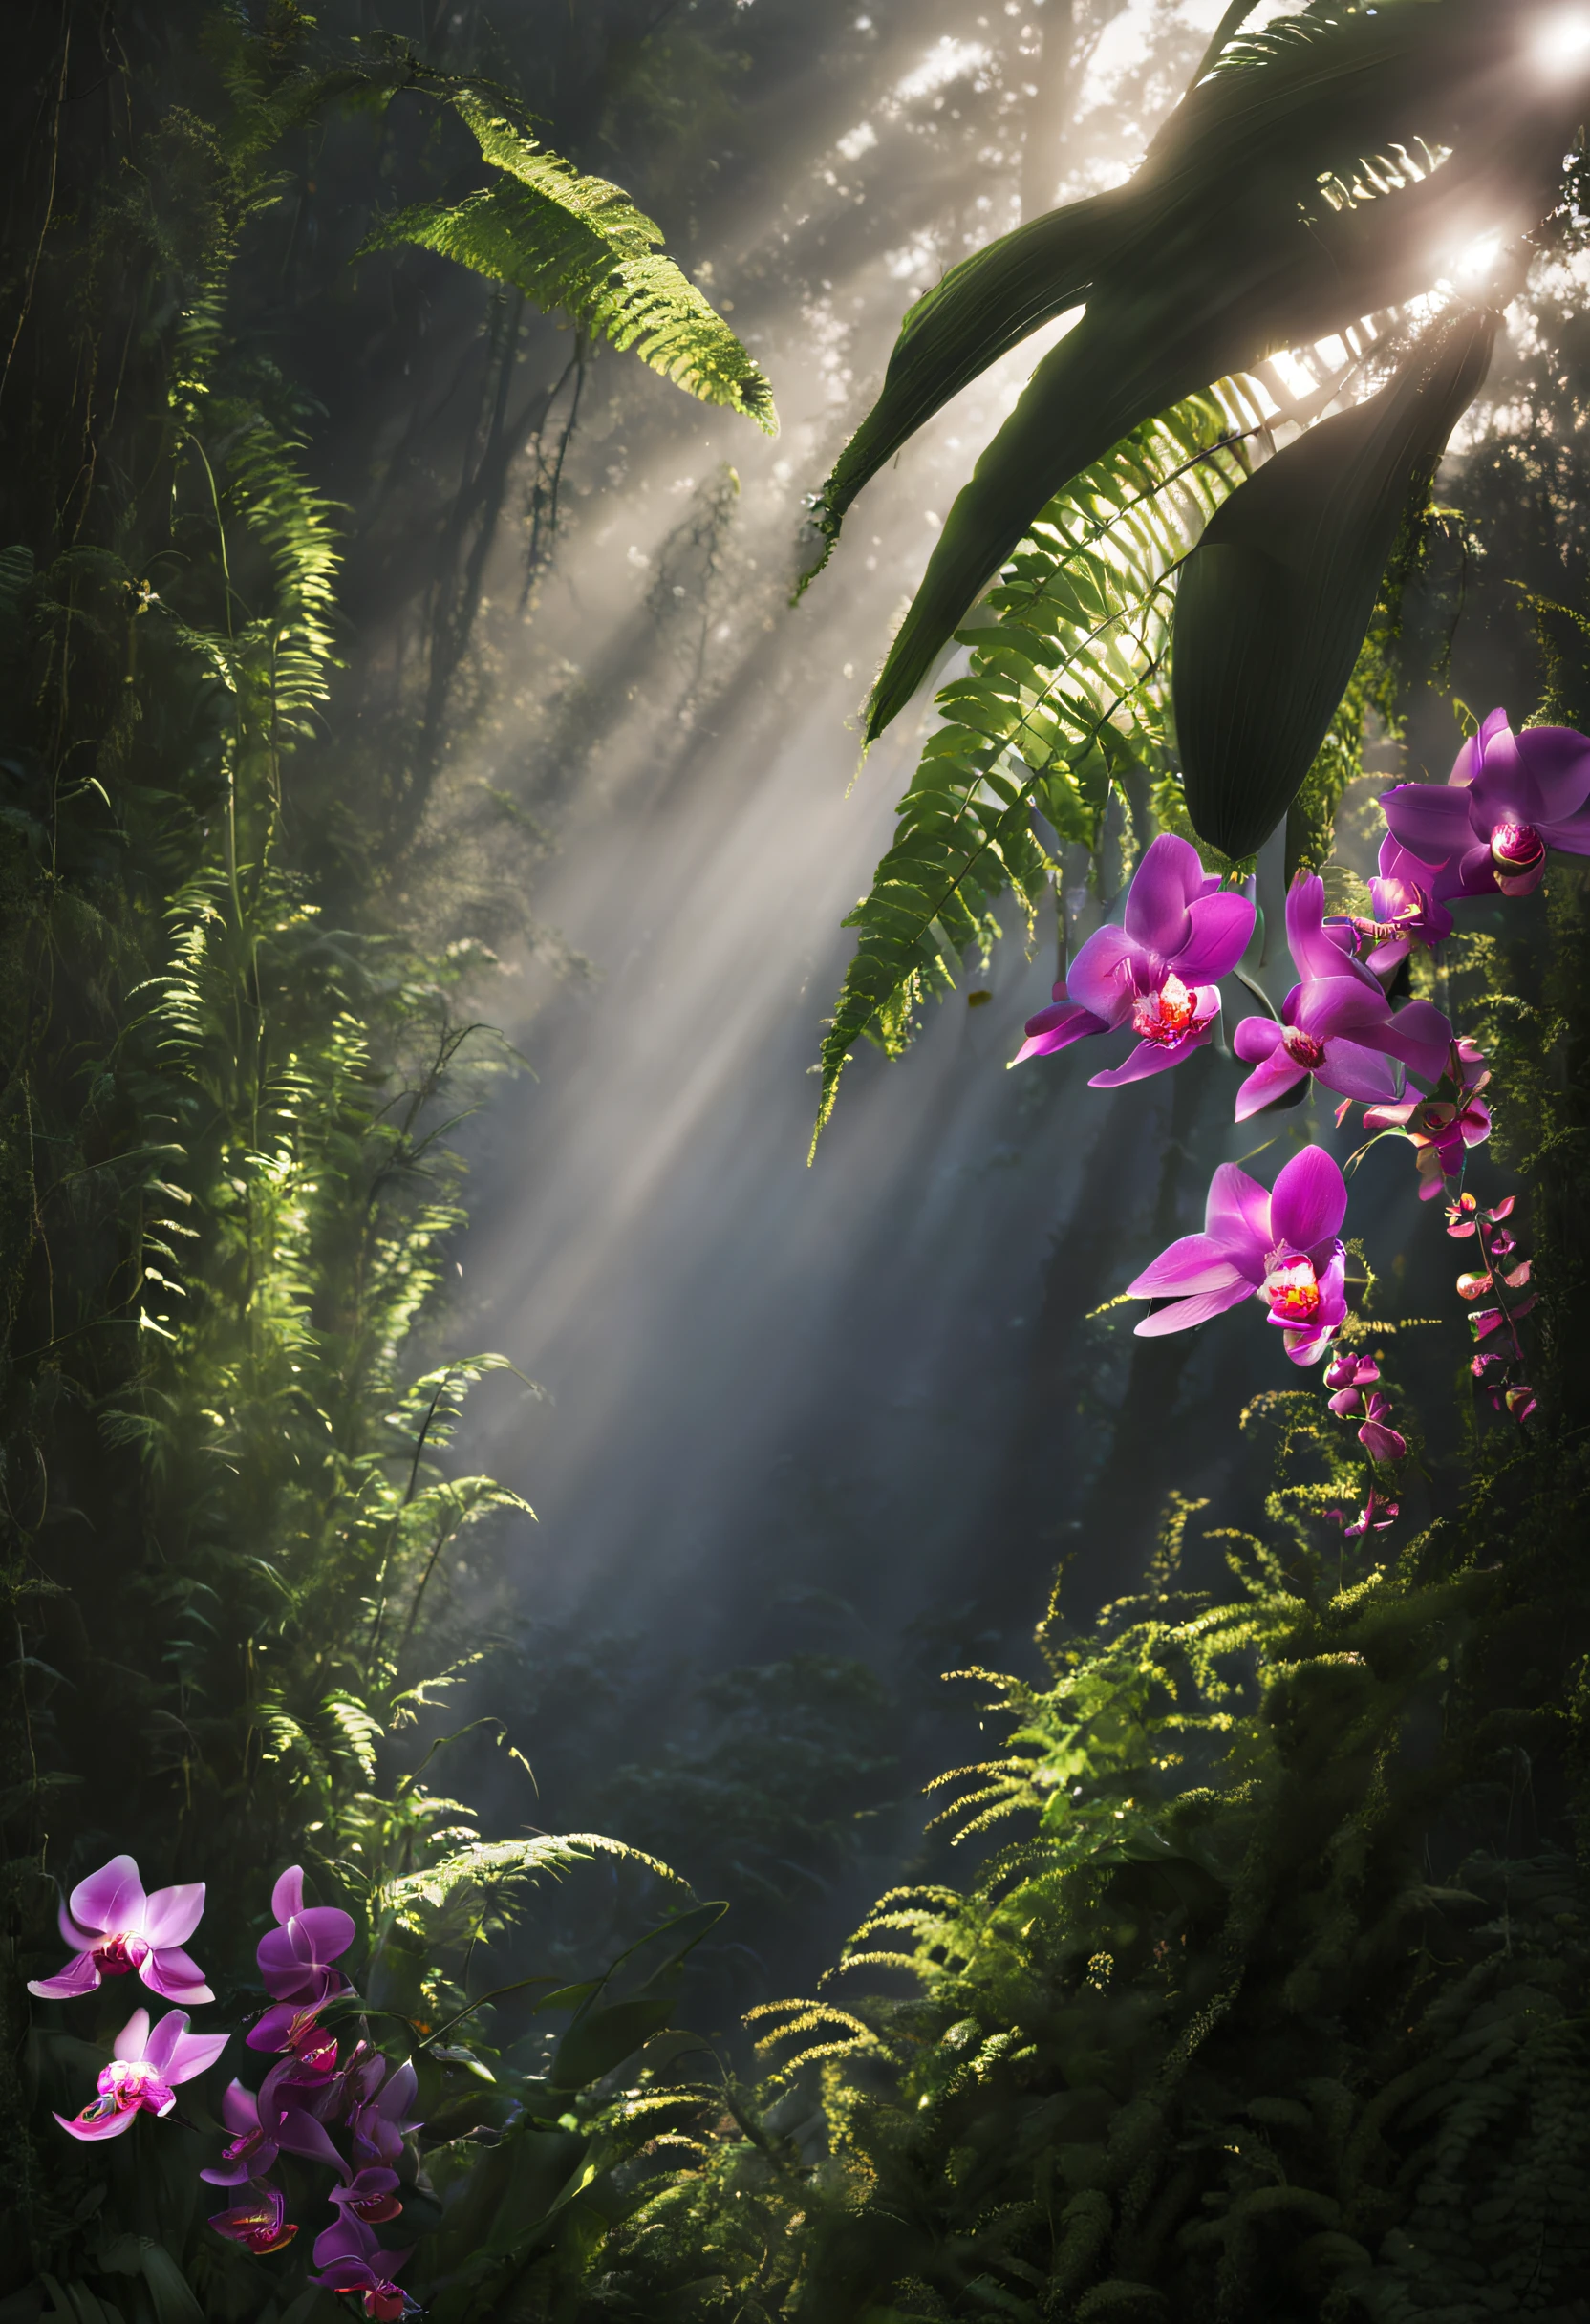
[440,0,1453,1780]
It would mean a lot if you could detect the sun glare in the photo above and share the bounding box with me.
[1535,13,1590,70]
[1449,233,1503,290]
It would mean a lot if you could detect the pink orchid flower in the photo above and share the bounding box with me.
[29,1853,211,2006]
[1231,875,1452,1122]
[1324,1351,1380,1411]
[311,2217,413,2322]
[1126,1145,1349,1366]
[1332,1489,1399,1540]
[1357,1393,1407,1465]
[1381,707,1590,898]
[54,2004,227,2141]
[207,2182,298,2254]
[1017,833,1254,1083]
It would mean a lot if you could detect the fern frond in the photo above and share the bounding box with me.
[363,90,776,434]
[811,382,1266,1147]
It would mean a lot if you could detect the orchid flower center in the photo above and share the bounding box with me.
[1263,1256,1321,1324]
[97,2057,171,2115]
[230,2196,296,2254]
[94,1931,150,1977]
[1491,820,1545,872]
[1129,972,1207,1047]
[222,2124,269,2163]
[1352,913,1410,948]
[1280,1026,1326,1069]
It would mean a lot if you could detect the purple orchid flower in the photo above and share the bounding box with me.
[256,1865,355,2010]
[329,2167,405,2227]
[1381,707,1590,898]
[1357,1394,1407,1465]
[54,2004,227,2141]
[1324,1351,1380,1405]
[1231,876,1453,1121]
[1339,834,1460,974]
[1364,1038,1492,1199]
[28,1853,211,2006]
[347,2055,420,2169]
[1330,1488,1399,1539]
[207,2182,298,2255]
[1017,833,1254,1084]
[311,2217,414,2322]
[202,2078,283,2186]
[1126,1145,1349,1366]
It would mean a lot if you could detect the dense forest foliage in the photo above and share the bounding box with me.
[4,2,1590,2320]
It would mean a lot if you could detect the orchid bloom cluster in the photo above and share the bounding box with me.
[33,1854,421,2320]
[31,1855,226,2141]
[1322,1351,1407,1541]
[204,1866,421,2320]
[1449,1190,1538,1422]
[1014,709,1565,1511]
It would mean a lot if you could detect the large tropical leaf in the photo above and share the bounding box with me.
[815,0,1570,735]
[1174,305,1497,857]
[799,195,1119,584]
[812,382,1269,1147]
[364,89,777,433]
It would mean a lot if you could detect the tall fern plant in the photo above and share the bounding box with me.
[0,1,770,2307]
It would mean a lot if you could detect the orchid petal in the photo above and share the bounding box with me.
[1533,806,1590,854]
[1122,832,1201,957]
[1086,1022,1214,1087]
[1175,888,1256,981]
[1133,1281,1257,1337]
[1126,1234,1249,1300]
[1014,1000,1110,1064]
[274,2104,350,2175]
[1310,1040,1402,1106]
[1285,874,1374,990]
[1064,926,1139,1025]
[141,2010,190,2076]
[54,2105,140,2142]
[1232,1015,1282,1065]
[1288,976,1391,1040]
[164,2027,230,2085]
[142,1947,214,2004]
[1367,999,1454,1082]
[272,1867,307,1925]
[220,2079,261,2136]
[1513,723,1590,816]
[70,1856,145,1938]
[114,2008,152,2064]
[1204,1163,1271,1260]
[1269,1147,1347,1251]
[140,1883,204,1949]
[1233,1051,1307,1122]
[1380,783,1473,866]
[377,2059,419,2124]
[28,1952,101,2001]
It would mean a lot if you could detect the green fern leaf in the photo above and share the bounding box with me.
[811,385,1263,1148]
[363,90,776,434]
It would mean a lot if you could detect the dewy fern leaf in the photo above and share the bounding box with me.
[811,381,1265,1149]
[364,89,777,434]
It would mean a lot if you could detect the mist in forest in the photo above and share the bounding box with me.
[442,0,1420,1741]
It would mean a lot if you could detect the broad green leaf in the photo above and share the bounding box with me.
[1173,306,1496,856]
[829,0,1569,733]
[801,197,1115,584]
